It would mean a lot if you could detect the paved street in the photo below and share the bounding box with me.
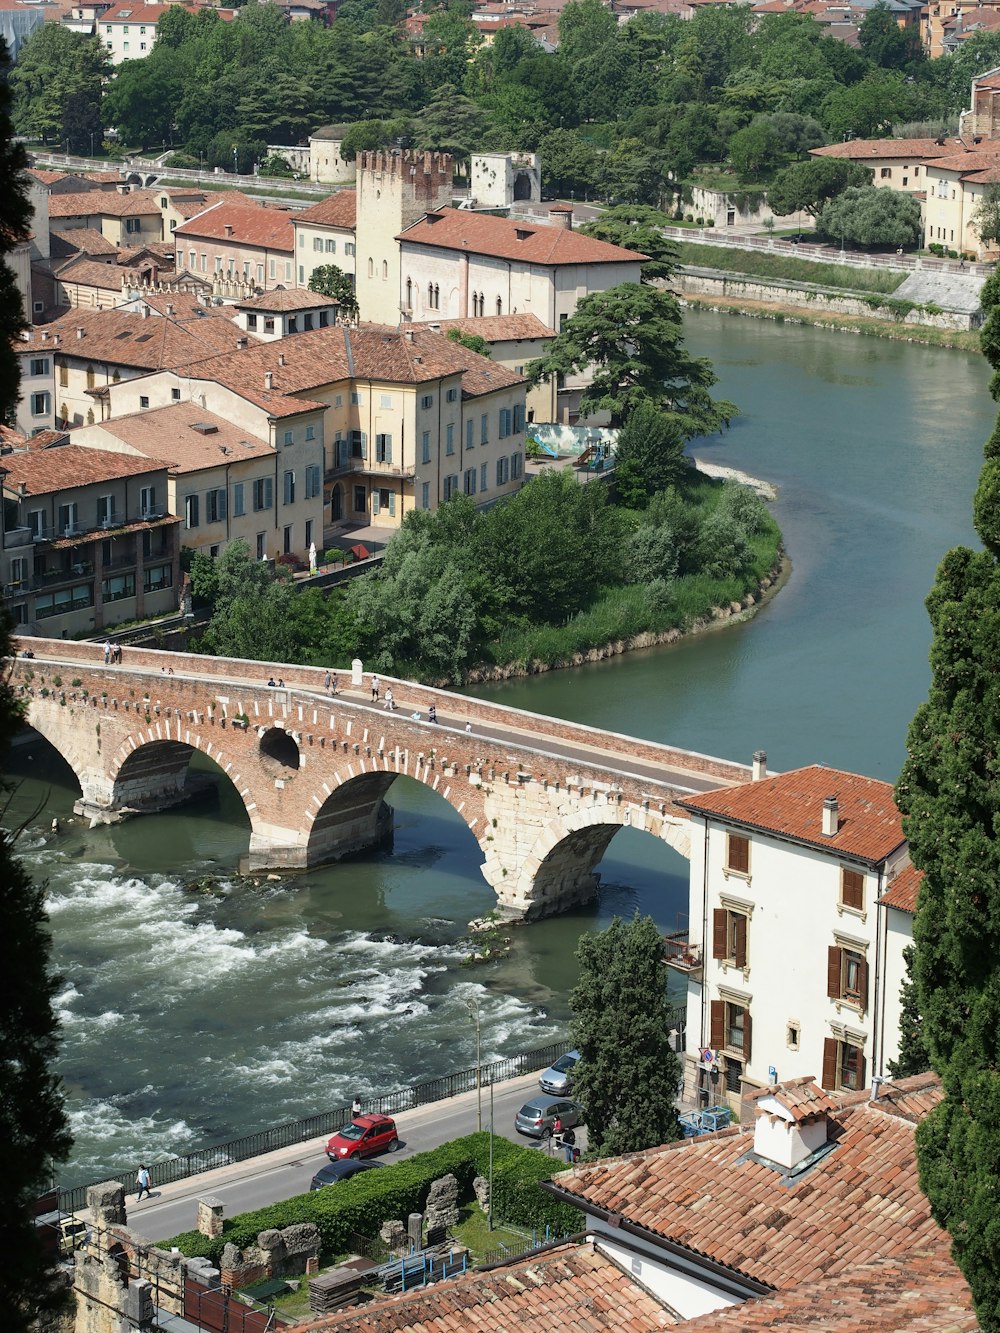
[125,1070,584,1244]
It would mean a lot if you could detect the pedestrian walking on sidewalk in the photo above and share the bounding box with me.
[136,1164,152,1202]
[371,675,380,702]
[103,639,111,664]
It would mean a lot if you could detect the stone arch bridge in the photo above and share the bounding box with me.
[9,639,755,920]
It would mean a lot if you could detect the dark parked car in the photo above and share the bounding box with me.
[539,1049,580,1095]
[310,1159,384,1190]
[515,1097,584,1140]
[326,1113,400,1160]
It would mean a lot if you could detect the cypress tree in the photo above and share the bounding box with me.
[886,945,930,1081]
[894,267,1000,1330]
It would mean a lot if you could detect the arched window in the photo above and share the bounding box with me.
[406,277,412,309]
[382,259,388,280]
[85,364,95,390]
[434,284,440,309]
[368,257,374,278]
[496,296,502,316]
[428,282,434,307]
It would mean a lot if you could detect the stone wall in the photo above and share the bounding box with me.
[219,1223,320,1290]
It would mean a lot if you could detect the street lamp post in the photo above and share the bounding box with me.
[488,1077,494,1231]
[466,997,482,1131]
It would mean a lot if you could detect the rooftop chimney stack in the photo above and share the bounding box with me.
[76,327,85,340]
[224,224,234,238]
[752,750,767,781]
[549,205,573,231]
[278,352,286,367]
[264,371,274,390]
[822,796,839,837]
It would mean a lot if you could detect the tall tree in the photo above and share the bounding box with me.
[818,184,922,249]
[309,264,359,320]
[766,158,873,220]
[613,400,689,507]
[10,26,107,149]
[525,282,736,431]
[894,268,1000,1330]
[570,914,683,1157]
[581,205,680,283]
[887,945,932,1080]
[0,45,72,1327]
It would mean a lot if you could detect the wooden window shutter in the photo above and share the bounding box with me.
[733,915,748,969]
[858,955,869,1011]
[713,909,728,959]
[710,1000,725,1050]
[842,868,864,910]
[822,1037,838,1089]
[727,834,749,875]
[743,1008,752,1062]
[827,946,843,999]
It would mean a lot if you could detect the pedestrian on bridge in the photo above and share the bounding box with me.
[136,1164,152,1202]
[428,705,437,724]
[371,675,380,702]
[384,688,397,711]
[103,639,111,664]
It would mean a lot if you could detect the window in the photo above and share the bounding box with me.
[466,420,474,450]
[171,387,181,402]
[382,260,388,280]
[29,509,45,539]
[299,266,305,284]
[139,395,149,409]
[513,403,525,432]
[283,525,292,554]
[443,474,459,500]
[420,394,434,410]
[31,392,49,416]
[480,414,488,445]
[345,242,355,257]
[446,424,455,456]
[29,357,49,377]
[256,532,266,560]
[140,484,157,516]
[446,387,458,403]
[207,488,227,523]
[353,484,366,513]
[351,391,361,406]
[368,257,374,278]
[305,519,313,549]
[725,832,750,877]
[421,431,430,465]
[288,317,298,333]
[511,451,522,479]
[350,430,366,459]
[232,483,245,517]
[823,1037,865,1092]
[840,868,865,912]
[253,477,273,511]
[305,425,315,440]
[499,407,512,438]
[421,481,430,509]
[102,571,135,602]
[828,944,868,1010]
[269,259,276,279]
[185,494,199,529]
[372,487,393,516]
[283,429,293,446]
[124,218,141,234]
[375,434,393,464]
[710,999,752,1063]
[59,364,68,387]
[264,318,274,333]
[496,456,509,486]
[712,908,748,968]
[480,462,487,492]
[58,502,78,535]
[380,394,393,409]
[313,237,324,252]
[786,1022,800,1051]
[35,583,92,618]
[463,467,476,496]
[302,465,319,499]
[880,167,891,178]
[97,494,115,527]
[326,239,336,253]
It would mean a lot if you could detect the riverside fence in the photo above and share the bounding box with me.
[56,1038,569,1215]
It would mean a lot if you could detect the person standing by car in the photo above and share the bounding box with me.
[135,1164,152,1202]
[352,1095,362,1117]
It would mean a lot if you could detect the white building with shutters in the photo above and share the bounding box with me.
[670,762,918,1112]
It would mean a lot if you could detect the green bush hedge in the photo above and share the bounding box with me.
[163,1134,581,1263]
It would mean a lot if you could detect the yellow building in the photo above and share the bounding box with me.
[923,151,1000,257]
[291,191,357,291]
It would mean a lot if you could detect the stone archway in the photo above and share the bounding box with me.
[513,171,533,201]
[107,729,257,832]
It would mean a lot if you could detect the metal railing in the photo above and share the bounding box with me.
[57,1039,568,1213]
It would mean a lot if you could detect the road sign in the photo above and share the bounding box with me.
[700,1047,716,1064]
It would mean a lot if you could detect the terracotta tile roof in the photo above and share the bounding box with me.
[750,1077,837,1121]
[294,191,357,229]
[101,0,193,21]
[49,227,119,259]
[310,123,353,140]
[291,1240,676,1332]
[186,323,525,417]
[48,190,162,219]
[400,208,647,266]
[54,256,142,289]
[678,1250,976,1331]
[75,403,272,473]
[173,200,294,253]
[547,1073,948,1292]
[236,287,340,312]
[408,312,556,340]
[170,197,217,221]
[812,138,969,161]
[20,304,242,371]
[0,444,164,494]
[880,864,923,913]
[29,169,73,187]
[676,765,905,865]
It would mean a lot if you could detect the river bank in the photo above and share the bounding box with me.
[680,293,982,351]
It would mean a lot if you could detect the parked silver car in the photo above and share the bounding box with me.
[515,1097,584,1140]
[539,1049,580,1095]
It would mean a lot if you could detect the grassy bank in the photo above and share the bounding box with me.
[682,294,982,352]
[676,242,907,296]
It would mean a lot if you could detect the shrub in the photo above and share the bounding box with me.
[626,524,678,584]
[71,677,82,688]
[715,481,769,536]
[324,548,344,564]
[53,675,62,687]
[695,512,755,581]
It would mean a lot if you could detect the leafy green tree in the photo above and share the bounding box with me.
[103,52,189,147]
[600,137,671,207]
[11,26,107,148]
[581,205,680,283]
[340,117,411,161]
[309,264,358,320]
[570,914,683,1157]
[973,183,1000,249]
[820,69,914,141]
[626,523,678,583]
[859,1,923,71]
[728,117,783,181]
[536,128,601,199]
[558,0,617,68]
[526,283,737,432]
[411,84,487,159]
[893,269,1000,1330]
[763,112,826,158]
[766,158,873,219]
[695,510,754,580]
[614,401,689,506]
[0,39,30,423]
[198,540,300,660]
[446,328,490,357]
[818,184,921,249]
[887,945,931,1080]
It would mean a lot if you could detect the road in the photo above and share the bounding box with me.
[126,1071,583,1245]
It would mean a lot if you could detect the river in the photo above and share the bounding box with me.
[5,310,994,1185]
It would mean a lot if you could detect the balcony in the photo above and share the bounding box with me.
[663,931,702,978]
[325,460,416,481]
[35,561,95,588]
[4,526,33,548]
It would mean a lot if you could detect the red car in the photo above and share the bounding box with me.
[326,1114,400,1161]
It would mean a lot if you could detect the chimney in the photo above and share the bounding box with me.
[278,352,286,367]
[822,796,839,837]
[141,304,150,319]
[53,334,60,346]
[869,1075,886,1102]
[264,371,274,390]
[549,205,573,230]
[753,1082,834,1171]
[224,224,234,238]
[76,327,85,340]
[236,336,248,349]
[404,329,415,343]
[165,302,174,316]
[752,750,767,781]
[41,331,49,343]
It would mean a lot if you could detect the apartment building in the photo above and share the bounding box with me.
[173,200,295,291]
[291,190,357,290]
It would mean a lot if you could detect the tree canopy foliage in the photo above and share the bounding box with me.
[818,185,922,248]
[308,264,359,319]
[570,914,683,1157]
[893,263,1000,1331]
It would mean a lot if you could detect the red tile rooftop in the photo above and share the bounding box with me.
[0,445,165,494]
[47,190,163,218]
[676,764,905,864]
[73,403,273,473]
[880,863,922,913]
[294,191,357,230]
[173,200,295,253]
[399,207,647,266]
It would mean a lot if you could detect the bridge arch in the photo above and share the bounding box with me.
[503,803,692,919]
[259,726,300,773]
[108,729,256,828]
